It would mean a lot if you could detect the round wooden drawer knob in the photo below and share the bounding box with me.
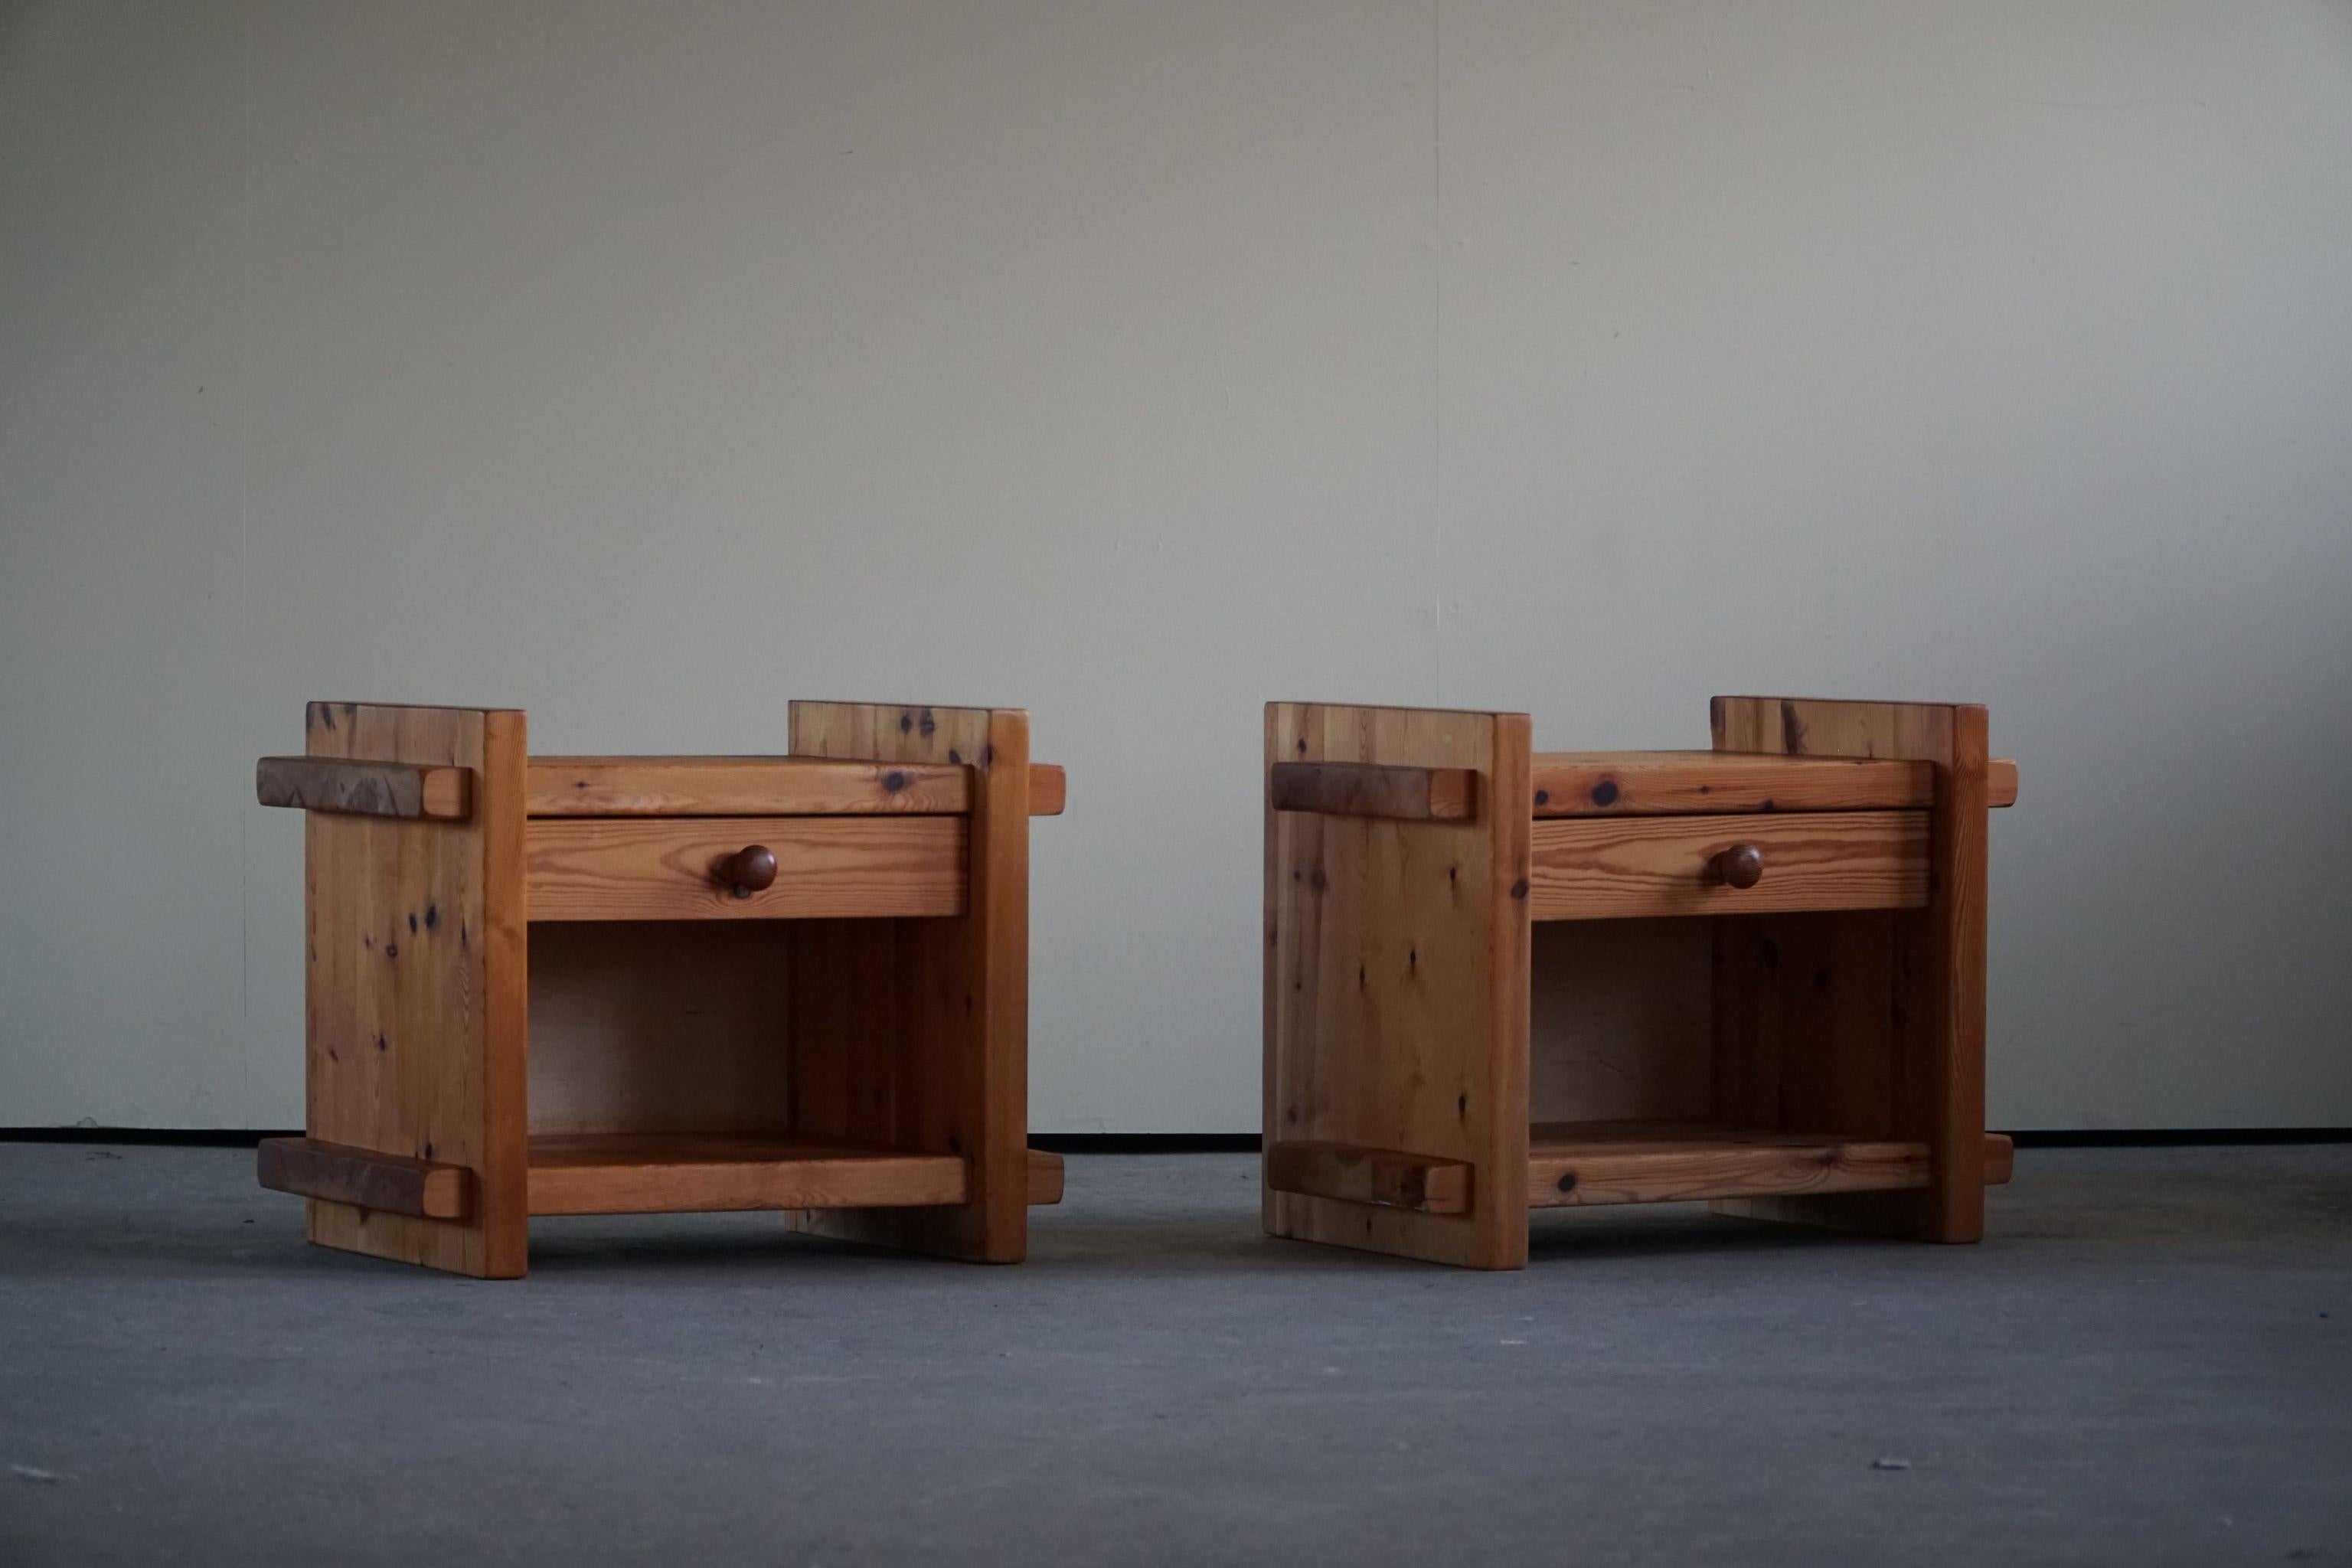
[1716,843,1764,889]
[717,844,777,894]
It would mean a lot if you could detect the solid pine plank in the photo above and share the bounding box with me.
[1527,811,1929,920]
[1264,702,1532,1269]
[783,703,1034,1263]
[1924,704,1992,1237]
[782,917,906,1155]
[1706,697,1991,1243]
[297,701,528,1278]
[525,1134,967,1215]
[1534,746,2014,815]
[1269,761,1480,822]
[257,1136,472,1220]
[1265,1141,1474,1215]
[257,756,472,820]
[525,757,968,817]
[1527,1123,1928,1207]
[1525,1125,2008,1206]
[524,815,967,920]
[1530,750,1930,817]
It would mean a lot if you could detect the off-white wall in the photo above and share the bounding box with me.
[5,2,2348,1131]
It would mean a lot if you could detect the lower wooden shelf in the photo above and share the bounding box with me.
[1527,1122,2013,1208]
[526,1133,1066,1217]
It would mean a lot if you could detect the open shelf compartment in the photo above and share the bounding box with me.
[525,920,1062,1220]
[1524,916,2010,1213]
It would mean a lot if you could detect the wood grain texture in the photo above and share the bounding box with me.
[1265,1141,1473,1214]
[1528,919,1713,1125]
[1530,749,2015,815]
[1269,761,1479,822]
[526,757,1066,818]
[257,1136,472,1220]
[1713,910,1905,1155]
[1707,696,1991,1243]
[526,756,967,817]
[783,703,1033,1263]
[1528,1122,1930,1207]
[526,1133,966,1215]
[1265,702,1532,1269]
[296,701,528,1278]
[1527,811,1929,920]
[1527,1126,2013,1204]
[1530,750,1929,817]
[525,922,793,1138]
[257,756,472,820]
[524,815,966,921]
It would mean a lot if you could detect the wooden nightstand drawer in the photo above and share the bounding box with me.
[1526,809,1928,920]
[526,815,966,921]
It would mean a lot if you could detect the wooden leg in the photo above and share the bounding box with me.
[1707,697,1991,1243]
[1263,702,1534,1269]
[785,704,1032,1263]
[291,702,530,1279]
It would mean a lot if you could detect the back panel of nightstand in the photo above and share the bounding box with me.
[527,921,793,1138]
[1527,919,1710,1126]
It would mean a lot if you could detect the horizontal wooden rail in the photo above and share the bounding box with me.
[1532,752,1929,817]
[1526,1126,2016,1207]
[525,757,1068,818]
[1269,762,1478,822]
[519,1138,1064,1214]
[257,1137,472,1220]
[528,757,966,817]
[1265,1140,1473,1215]
[1529,753,2019,816]
[1026,1147,1066,1205]
[256,757,472,822]
[525,1135,967,1215]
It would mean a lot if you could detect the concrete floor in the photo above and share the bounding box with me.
[1,1144,2347,1566]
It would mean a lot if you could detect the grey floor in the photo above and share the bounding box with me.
[2,1145,2347,1566]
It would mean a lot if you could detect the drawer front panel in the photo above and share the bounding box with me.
[1527,811,1927,921]
[527,816,965,921]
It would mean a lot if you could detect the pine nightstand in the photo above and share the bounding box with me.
[255,699,1066,1278]
[1264,696,2017,1269]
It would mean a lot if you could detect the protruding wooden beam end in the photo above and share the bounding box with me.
[256,757,473,821]
[1027,763,1067,817]
[1270,762,1479,823]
